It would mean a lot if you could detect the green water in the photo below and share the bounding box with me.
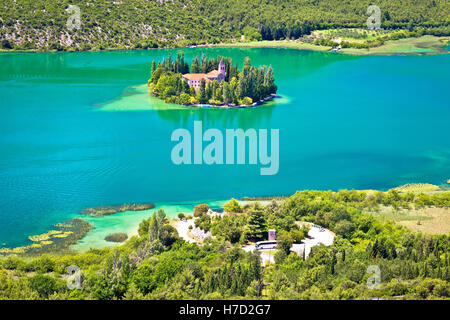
[0,48,449,250]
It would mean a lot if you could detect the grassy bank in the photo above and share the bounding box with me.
[2,36,447,56]
[212,35,449,55]
[213,40,332,51]
[340,35,450,55]
[369,206,450,235]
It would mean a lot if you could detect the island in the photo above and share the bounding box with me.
[80,203,155,217]
[147,54,277,107]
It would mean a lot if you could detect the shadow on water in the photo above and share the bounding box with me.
[96,83,279,128]
[153,105,276,129]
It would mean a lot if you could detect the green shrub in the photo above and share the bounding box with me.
[224,198,242,213]
[28,274,59,298]
[194,204,210,217]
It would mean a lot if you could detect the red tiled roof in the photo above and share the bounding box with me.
[182,73,207,81]
[206,70,220,77]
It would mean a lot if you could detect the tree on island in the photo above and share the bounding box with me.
[147,53,277,106]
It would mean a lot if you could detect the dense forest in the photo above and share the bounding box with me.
[0,0,448,51]
[1,188,449,300]
[148,54,277,106]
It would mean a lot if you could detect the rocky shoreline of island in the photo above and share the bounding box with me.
[183,93,280,108]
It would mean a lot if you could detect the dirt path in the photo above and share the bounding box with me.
[173,219,196,243]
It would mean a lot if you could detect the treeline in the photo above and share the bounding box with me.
[315,26,450,49]
[259,22,450,42]
[0,189,449,300]
[0,0,448,51]
[262,189,450,299]
[0,208,266,300]
[150,54,240,83]
[148,54,277,106]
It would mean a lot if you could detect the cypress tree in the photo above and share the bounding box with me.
[330,252,337,274]
[191,57,200,73]
[366,243,373,258]
[372,239,379,258]
[151,60,156,77]
[444,267,449,281]
[246,207,267,241]
[197,79,207,104]
[437,263,442,279]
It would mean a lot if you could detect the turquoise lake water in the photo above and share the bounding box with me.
[0,48,449,248]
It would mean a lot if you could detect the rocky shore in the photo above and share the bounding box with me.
[189,94,279,108]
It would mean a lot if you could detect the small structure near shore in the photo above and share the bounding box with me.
[268,229,276,241]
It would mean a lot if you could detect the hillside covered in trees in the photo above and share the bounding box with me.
[148,54,277,106]
[0,0,449,51]
[0,188,449,300]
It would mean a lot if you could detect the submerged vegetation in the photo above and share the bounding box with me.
[147,54,277,106]
[394,183,441,193]
[0,219,92,256]
[0,187,449,300]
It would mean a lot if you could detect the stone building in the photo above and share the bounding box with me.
[182,59,225,91]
